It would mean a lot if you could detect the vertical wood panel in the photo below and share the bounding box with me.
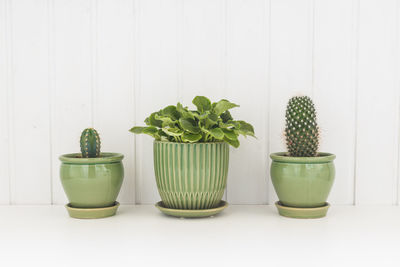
[180,0,226,103]
[96,0,135,204]
[355,0,399,204]
[226,0,269,204]
[11,0,52,204]
[51,0,92,204]
[135,0,179,203]
[268,0,314,204]
[313,0,357,204]
[0,0,10,204]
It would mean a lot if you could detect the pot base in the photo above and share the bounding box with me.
[275,201,330,219]
[155,201,228,218]
[65,202,120,219]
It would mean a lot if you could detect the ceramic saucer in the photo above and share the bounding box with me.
[65,202,120,219]
[155,201,228,218]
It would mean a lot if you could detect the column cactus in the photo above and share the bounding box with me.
[285,96,319,157]
[80,128,101,158]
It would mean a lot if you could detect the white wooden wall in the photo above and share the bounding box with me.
[0,0,399,205]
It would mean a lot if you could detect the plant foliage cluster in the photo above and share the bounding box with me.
[130,96,255,148]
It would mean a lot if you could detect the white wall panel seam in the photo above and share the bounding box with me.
[133,0,138,204]
[47,0,55,204]
[223,0,228,201]
[395,0,400,205]
[90,0,98,127]
[6,0,15,205]
[176,0,183,99]
[265,0,271,204]
[310,0,316,98]
[353,0,360,205]
[3,0,12,205]
[134,0,141,204]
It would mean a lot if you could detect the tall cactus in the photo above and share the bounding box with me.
[285,96,319,157]
[80,128,101,158]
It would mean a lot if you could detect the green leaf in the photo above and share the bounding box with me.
[236,120,255,137]
[220,110,233,123]
[213,99,239,115]
[143,126,158,135]
[145,112,163,128]
[208,113,218,123]
[158,129,169,139]
[129,126,159,139]
[182,132,202,143]
[192,96,212,113]
[129,126,146,134]
[209,128,224,139]
[222,128,237,140]
[179,118,200,134]
[194,111,209,120]
[223,136,240,148]
[177,102,195,120]
[161,105,180,120]
[162,128,183,137]
[176,102,185,112]
[220,121,238,129]
[155,114,176,127]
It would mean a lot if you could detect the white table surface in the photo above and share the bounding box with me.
[0,204,399,267]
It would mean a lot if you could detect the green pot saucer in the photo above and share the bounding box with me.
[65,202,120,219]
[275,201,330,219]
[155,201,228,218]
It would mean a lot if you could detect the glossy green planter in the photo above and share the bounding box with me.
[154,141,229,210]
[270,152,335,208]
[59,153,124,208]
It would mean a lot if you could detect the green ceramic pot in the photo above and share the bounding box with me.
[59,153,124,208]
[270,152,335,208]
[154,141,229,210]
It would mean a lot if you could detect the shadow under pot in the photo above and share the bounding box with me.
[59,153,124,219]
[270,152,335,219]
[154,141,229,218]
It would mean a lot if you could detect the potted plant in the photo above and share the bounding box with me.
[130,96,255,218]
[270,96,335,219]
[59,128,124,219]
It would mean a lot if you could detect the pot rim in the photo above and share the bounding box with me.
[154,140,226,145]
[59,152,124,164]
[270,152,335,163]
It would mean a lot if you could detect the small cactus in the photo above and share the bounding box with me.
[285,96,319,157]
[80,128,101,158]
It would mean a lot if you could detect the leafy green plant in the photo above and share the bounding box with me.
[130,96,255,148]
[80,128,101,158]
[285,96,319,157]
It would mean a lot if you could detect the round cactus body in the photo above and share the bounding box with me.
[285,96,319,157]
[80,128,101,158]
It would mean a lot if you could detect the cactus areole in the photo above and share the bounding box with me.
[285,96,319,157]
[80,128,101,158]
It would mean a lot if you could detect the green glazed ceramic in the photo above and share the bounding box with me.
[66,202,120,219]
[154,141,229,210]
[155,201,228,218]
[275,201,329,219]
[270,152,335,208]
[59,153,124,210]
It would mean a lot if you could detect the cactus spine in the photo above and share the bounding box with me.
[285,96,319,157]
[80,128,101,158]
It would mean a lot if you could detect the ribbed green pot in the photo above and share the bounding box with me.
[154,141,229,210]
[59,153,124,208]
[270,152,335,208]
